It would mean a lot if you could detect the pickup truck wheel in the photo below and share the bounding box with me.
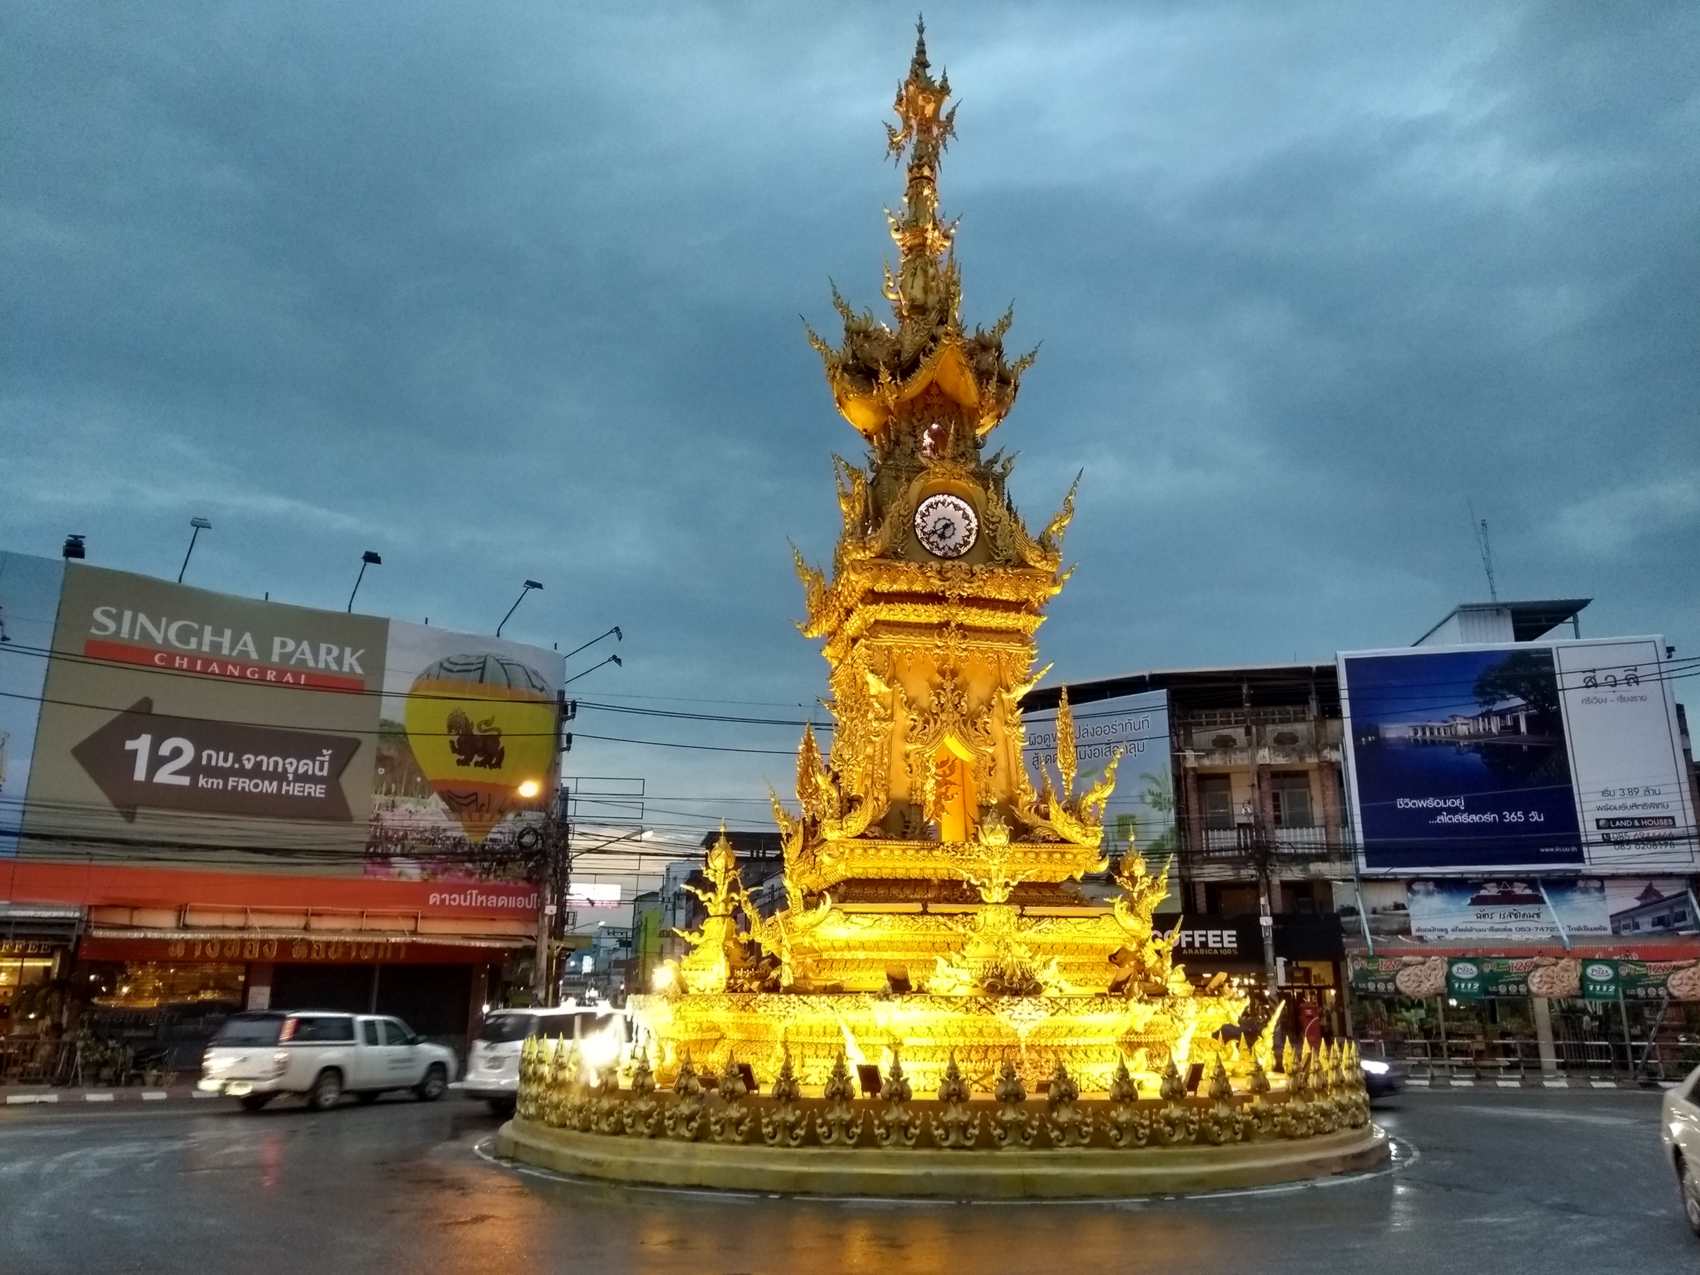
[237,1094,274,1112]
[1680,1156,1700,1237]
[415,1063,447,1102]
[307,1068,343,1111]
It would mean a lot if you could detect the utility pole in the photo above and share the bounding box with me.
[1245,681,1278,988]
[531,690,573,1006]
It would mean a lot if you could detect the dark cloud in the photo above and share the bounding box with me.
[6,2,1697,853]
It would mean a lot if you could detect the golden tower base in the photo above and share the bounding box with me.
[494,1115,1389,1201]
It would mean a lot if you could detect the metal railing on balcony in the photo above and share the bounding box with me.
[1190,825,1349,862]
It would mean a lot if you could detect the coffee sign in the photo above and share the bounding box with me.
[1159,915,1263,964]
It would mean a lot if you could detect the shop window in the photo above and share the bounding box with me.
[1199,776,1234,830]
[0,954,57,1023]
[96,963,244,1010]
[1284,881,1320,915]
[1270,772,1314,828]
[1207,883,1260,917]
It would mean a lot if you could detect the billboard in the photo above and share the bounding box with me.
[1339,638,1697,875]
[7,556,564,886]
[1023,689,1180,908]
[1403,877,1693,944]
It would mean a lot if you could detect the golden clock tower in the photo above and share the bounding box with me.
[652,20,1247,1094]
[772,19,1139,997]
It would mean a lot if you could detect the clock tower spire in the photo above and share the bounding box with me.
[781,19,1108,966]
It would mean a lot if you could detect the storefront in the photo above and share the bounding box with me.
[0,906,84,1081]
[72,931,525,1071]
[1159,913,1347,1041]
[1347,945,1700,1080]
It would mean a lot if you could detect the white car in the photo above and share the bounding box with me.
[1660,1064,1700,1237]
[199,1010,458,1112]
[454,1005,635,1115]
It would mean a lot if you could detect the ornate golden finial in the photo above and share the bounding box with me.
[1054,687,1078,796]
[809,19,1033,441]
[882,13,959,333]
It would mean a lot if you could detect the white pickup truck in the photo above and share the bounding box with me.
[199,1010,458,1112]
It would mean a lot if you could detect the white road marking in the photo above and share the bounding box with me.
[83,1094,115,1103]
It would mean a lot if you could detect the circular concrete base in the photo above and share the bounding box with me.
[494,1119,1390,1200]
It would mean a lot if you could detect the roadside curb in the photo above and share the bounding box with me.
[2,1087,219,1108]
[1401,1076,1676,1091]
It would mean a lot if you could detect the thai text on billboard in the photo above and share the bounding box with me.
[1338,638,1696,875]
[1023,689,1180,908]
[2,555,565,887]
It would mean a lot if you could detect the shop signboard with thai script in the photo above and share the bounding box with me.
[1348,956,1411,996]
[75,936,499,965]
[1401,877,1694,944]
[1573,957,1700,1002]
[1614,958,1700,1003]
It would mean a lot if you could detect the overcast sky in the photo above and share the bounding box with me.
[7,3,1698,866]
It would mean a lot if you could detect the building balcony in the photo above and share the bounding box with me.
[1179,717,1341,767]
[1191,825,1349,863]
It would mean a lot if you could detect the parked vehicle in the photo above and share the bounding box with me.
[1660,1064,1700,1237]
[198,1011,458,1112]
[1360,1054,1407,1100]
[454,1004,636,1116]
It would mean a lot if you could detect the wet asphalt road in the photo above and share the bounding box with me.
[0,1087,1691,1274]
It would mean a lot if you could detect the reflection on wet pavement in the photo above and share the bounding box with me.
[0,1090,1689,1275]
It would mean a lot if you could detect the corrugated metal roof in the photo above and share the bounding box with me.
[1413,597,1591,645]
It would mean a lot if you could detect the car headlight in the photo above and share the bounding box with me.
[581,1029,620,1071]
[1360,1059,1391,1076]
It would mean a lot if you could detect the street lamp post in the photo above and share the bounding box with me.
[347,550,382,613]
[562,626,622,662]
[178,516,212,583]
[564,653,622,686]
[497,579,544,638]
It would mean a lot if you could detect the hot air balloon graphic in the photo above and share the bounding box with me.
[402,652,556,843]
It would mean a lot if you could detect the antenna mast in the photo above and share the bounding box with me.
[1467,499,1499,601]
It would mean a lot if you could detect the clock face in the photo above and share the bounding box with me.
[913,493,979,559]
